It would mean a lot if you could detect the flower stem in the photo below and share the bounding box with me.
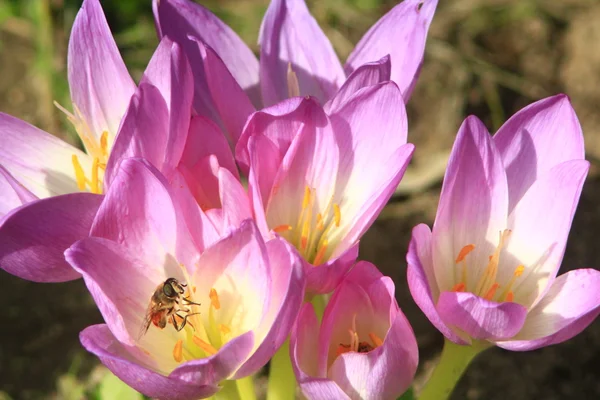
[266,340,296,400]
[236,376,257,400]
[418,339,489,400]
[214,379,241,400]
[311,294,328,321]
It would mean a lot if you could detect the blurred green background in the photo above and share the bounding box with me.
[1,0,600,399]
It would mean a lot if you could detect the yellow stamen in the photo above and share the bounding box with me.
[287,63,300,98]
[209,288,220,310]
[312,240,328,266]
[173,339,184,363]
[91,157,100,194]
[100,131,109,157]
[273,224,292,233]
[499,265,526,302]
[192,335,218,355]
[475,230,511,296]
[368,332,384,347]
[316,213,324,230]
[71,155,86,191]
[302,186,311,209]
[333,204,341,227]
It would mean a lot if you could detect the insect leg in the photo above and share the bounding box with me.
[174,312,201,331]
[182,297,202,306]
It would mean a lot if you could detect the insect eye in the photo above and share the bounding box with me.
[163,283,175,297]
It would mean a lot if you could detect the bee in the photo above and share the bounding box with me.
[139,278,201,338]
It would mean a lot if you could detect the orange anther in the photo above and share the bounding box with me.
[368,332,384,348]
[313,241,328,266]
[273,224,292,233]
[455,244,475,263]
[452,282,466,292]
[333,204,341,227]
[209,288,220,310]
[173,339,183,363]
[505,291,514,302]
[484,283,500,301]
[192,336,217,355]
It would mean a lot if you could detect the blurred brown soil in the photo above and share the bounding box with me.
[1,0,600,399]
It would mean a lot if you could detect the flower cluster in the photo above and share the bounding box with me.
[1,0,598,399]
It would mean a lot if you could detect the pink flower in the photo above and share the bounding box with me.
[291,262,418,399]
[66,158,305,400]
[237,81,414,294]
[152,0,438,143]
[407,95,600,349]
[0,1,205,282]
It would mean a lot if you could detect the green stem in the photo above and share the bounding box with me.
[418,339,489,400]
[213,379,240,400]
[310,293,328,321]
[266,340,296,400]
[236,376,257,400]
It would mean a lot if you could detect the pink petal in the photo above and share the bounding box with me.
[179,155,222,211]
[0,193,102,282]
[306,243,359,295]
[505,160,589,308]
[300,380,351,400]
[169,169,221,253]
[153,0,260,105]
[493,94,585,210]
[0,165,36,217]
[68,0,135,139]
[141,38,194,176]
[259,0,345,105]
[324,55,391,114]
[497,269,600,351]
[191,220,270,316]
[234,238,305,378]
[236,96,311,177]
[181,116,238,180]
[80,325,220,400]
[92,158,199,272]
[291,304,324,380]
[345,0,438,100]
[219,168,253,234]
[104,82,170,188]
[437,291,528,341]
[327,83,411,255]
[67,238,161,346]
[328,312,418,399]
[406,224,467,344]
[192,38,256,146]
[432,116,508,293]
[0,113,88,197]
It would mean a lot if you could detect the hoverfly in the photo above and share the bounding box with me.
[139,278,201,338]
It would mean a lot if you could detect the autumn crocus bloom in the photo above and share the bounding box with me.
[0,0,135,281]
[66,158,305,400]
[237,81,413,294]
[291,262,418,399]
[152,0,437,143]
[407,95,600,349]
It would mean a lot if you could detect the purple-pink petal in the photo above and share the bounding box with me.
[497,269,600,351]
[493,94,585,210]
[0,192,101,282]
[153,0,260,105]
[259,0,345,106]
[437,291,528,341]
[80,324,220,400]
[68,0,135,138]
[345,0,438,101]
[406,224,467,344]
[306,243,358,295]
[324,55,391,114]
[0,165,36,217]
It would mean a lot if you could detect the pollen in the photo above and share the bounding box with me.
[452,282,466,292]
[173,339,184,363]
[333,204,341,227]
[209,288,220,310]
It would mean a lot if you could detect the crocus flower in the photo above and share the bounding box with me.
[153,0,438,143]
[291,261,418,399]
[237,80,414,294]
[407,95,600,349]
[0,0,200,282]
[66,158,305,399]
